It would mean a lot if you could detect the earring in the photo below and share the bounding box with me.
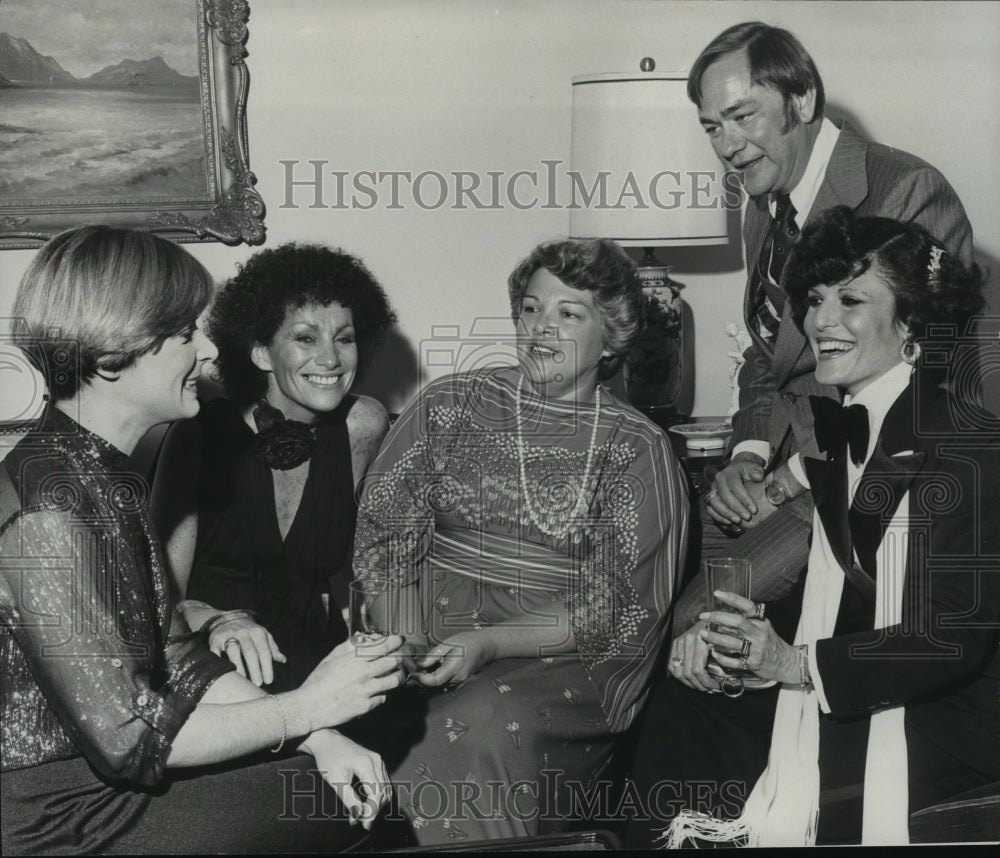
[900,339,921,366]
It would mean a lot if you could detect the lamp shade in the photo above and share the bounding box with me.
[569,70,728,246]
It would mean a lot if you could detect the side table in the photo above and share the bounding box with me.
[638,409,728,499]
[664,416,730,499]
[678,446,725,496]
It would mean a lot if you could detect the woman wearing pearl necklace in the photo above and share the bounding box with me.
[353,238,689,845]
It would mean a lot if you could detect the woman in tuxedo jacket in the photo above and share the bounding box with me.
[668,206,998,846]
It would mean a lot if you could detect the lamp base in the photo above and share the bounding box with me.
[634,247,673,289]
[623,248,685,415]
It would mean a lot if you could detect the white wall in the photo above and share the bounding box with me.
[3,0,998,419]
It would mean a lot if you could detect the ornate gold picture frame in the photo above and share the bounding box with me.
[0,0,265,248]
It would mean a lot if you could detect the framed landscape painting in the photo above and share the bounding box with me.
[0,0,265,248]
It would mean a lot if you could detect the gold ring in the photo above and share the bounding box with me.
[740,638,752,657]
[754,602,766,620]
[223,637,240,649]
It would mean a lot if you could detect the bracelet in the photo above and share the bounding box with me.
[266,693,287,754]
[798,644,814,689]
[202,609,261,639]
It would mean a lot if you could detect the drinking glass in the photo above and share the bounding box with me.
[350,577,429,682]
[704,558,753,680]
[349,577,424,638]
[349,579,390,643]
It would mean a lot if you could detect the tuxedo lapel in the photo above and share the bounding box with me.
[849,383,926,576]
[804,455,856,582]
[849,443,925,578]
[805,380,927,598]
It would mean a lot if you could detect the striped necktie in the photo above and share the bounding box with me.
[752,194,798,344]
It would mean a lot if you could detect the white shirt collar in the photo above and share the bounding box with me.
[768,117,840,228]
[844,361,914,463]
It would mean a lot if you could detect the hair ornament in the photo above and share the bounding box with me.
[927,245,945,288]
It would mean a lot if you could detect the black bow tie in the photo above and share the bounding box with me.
[810,396,870,466]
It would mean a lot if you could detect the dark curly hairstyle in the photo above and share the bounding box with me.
[784,206,985,344]
[507,238,642,380]
[209,243,396,405]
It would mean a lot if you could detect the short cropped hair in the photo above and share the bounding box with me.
[209,242,397,405]
[13,225,214,401]
[784,206,985,341]
[507,238,643,380]
[688,21,825,123]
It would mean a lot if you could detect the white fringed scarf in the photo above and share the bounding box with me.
[663,365,914,847]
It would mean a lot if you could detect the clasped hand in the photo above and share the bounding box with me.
[705,456,772,531]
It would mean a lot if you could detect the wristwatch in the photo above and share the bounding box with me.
[764,473,790,507]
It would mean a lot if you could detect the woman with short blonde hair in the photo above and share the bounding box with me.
[2,226,403,855]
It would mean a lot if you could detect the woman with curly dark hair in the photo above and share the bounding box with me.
[151,242,397,697]
[352,238,688,844]
[665,207,998,846]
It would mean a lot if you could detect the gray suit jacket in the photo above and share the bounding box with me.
[731,120,974,464]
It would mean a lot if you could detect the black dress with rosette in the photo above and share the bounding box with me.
[186,398,357,691]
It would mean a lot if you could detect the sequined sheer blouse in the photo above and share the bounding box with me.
[0,407,234,785]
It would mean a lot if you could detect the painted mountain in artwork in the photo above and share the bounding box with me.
[0,33,197,89]
[85,56,197,88]
[0,32,75,83]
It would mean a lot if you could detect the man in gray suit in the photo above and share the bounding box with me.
[626,22,974,847]
[668,21,973,657]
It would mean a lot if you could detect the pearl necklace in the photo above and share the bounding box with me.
[514,373,601,539]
